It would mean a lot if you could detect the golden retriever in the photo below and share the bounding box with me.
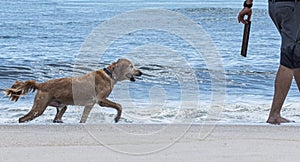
[5,59,142,123]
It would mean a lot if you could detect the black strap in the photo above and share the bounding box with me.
[103,68,113,78]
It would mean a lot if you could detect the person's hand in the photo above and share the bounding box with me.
[238,7,252,24]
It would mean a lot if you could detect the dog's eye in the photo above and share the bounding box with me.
[130,65,133,68]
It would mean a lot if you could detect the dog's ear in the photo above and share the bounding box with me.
[110,61,118,70]
[116,59,123,65]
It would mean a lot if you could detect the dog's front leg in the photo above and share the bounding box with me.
[98,99,122,123]
[80,104,94,123]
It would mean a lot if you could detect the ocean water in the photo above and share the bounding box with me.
[1,0,300,124]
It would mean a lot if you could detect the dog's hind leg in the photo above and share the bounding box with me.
[98,99,122,123]
[80,105,94,123]
[19,91,49,123]
[53,105,67,123]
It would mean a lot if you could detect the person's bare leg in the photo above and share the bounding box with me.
[267,65,293,124]
[293,68,300,91]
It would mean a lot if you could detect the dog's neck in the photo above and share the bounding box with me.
[103,66,116,82]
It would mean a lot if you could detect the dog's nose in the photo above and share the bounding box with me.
[135,70,142,76]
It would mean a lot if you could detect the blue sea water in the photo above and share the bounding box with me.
[1,0,300,124]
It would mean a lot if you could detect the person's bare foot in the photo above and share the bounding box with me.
[266,116,294,125]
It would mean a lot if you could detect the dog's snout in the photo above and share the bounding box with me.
[135,70,142,76]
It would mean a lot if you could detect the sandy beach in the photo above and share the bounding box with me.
[0,124,299,162]
[2,1,300,161]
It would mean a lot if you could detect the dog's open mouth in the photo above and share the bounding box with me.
[126,74,136,82]
[126,71,142,82]
[130,76,135,82]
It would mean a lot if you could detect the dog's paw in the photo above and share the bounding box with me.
[114,116,120,123]
[53,120,64,123]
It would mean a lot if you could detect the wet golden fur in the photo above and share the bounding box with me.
[5,59,142,123]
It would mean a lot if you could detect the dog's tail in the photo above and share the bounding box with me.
[5,80,39,102]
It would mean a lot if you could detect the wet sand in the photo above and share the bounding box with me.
[0,124,300,162]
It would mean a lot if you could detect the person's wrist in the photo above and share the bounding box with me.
[243,0,253,8]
